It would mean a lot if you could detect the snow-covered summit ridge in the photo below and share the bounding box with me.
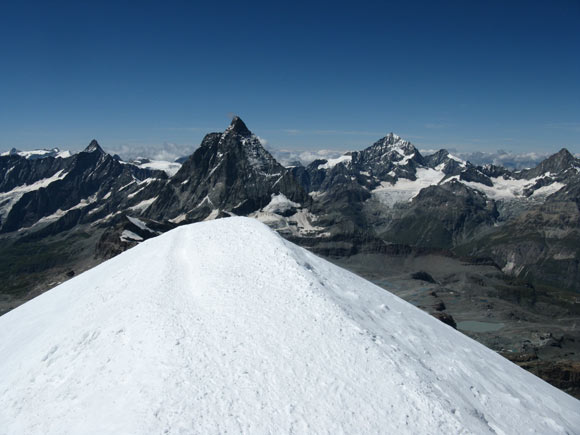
[0,217,578,434]
[0,147,71,160]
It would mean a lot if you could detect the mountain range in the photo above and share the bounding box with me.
[2,116,579,295]
[2,116,580,395]
[2,116,580,302]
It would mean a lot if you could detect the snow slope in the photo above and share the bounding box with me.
[131,159,182,176]
[372,167,447,207]
[0,217,578,434]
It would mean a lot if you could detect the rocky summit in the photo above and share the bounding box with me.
[145,116,308,223]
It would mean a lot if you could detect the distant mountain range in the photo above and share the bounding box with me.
[1,116,579,314]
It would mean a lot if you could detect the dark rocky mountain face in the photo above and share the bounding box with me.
[145,116,308,222]
[381,181,499,249]
[0,140,167,234]
[457,175,580,292]
[0,154,71,194]
[519,148,580,180]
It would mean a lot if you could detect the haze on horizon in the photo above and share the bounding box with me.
[1,1,578,159]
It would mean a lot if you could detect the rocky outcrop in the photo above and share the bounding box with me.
[0,140,167,234]
[381,181,499,249]
[518,148,580,180]
[145,117,309,222]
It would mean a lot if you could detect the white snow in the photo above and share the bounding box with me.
[19,195,98,230]
[0,217,578,434]
[393,152,415,165]
[317,154,352,169]
[372,167,446,207]
[1,148,71,159]
[460,176,534,199]
[169,213,187,224]
[262,193,300,214]
[531,182,565,197]
[126,216,158,234]
[128,197,157,211]
[133,160,181,177]
[459,174,564,200]
[448,153,466,165]
[252,208,327,237]
[127,179,155,199]
[372,168,564,207]
[0,170,69,222]
[118,180,136,191]
[203,208,220,221]
[120,229,144,242]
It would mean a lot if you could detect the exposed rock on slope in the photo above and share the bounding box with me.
[145,117,308,222]
[0,140,167,233]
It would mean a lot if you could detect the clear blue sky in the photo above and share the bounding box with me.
[1,0,579,156]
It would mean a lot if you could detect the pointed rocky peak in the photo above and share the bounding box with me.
[83,140,105,154]
[384,132,401,144]
[172,116,285,186]
[522,147,579,179]
[547,148,578,168]
[226,116,253,137]
[359,133,424,170]
[553,147,574,160]
[424,149,451,168]
[370,132,417,156]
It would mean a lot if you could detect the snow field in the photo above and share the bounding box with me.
[0,217,578,434]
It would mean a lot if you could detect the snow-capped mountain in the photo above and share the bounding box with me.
[2,117,580,314]
[0,140,167,234]
[0,147,72,160]
[0,217,578,434]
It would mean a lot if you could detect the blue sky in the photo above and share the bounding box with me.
[1,0,579,158]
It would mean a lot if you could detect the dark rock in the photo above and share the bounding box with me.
[145,117,309,222]
[459,167,493,187]
[519,148,579,180]
[432,312,457,328]
[433,300,446,311]
[411,271,437,283]
[381,181,498,249]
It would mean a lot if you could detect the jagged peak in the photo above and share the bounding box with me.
[83,139,105,154]
[540,147,576,167]
[225,116,252,137]
[381,132,410,147]
[554,148,574,158]
[368,132,416,156]
[385,132,401,141]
